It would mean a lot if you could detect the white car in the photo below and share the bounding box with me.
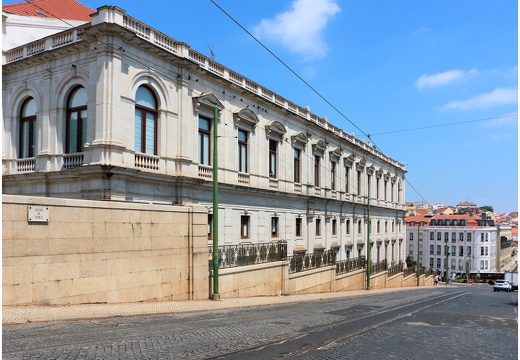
[494,280,512,292]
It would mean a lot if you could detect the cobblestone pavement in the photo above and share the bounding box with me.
[2,284,518,359]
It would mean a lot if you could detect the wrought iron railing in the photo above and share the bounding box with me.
[370,259,388,274]
[336,256,366,275]
[287,250,336,274]
[387,261,404,277]
[208,241,287,269]
[403,265,416,277]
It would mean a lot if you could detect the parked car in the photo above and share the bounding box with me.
[493,280,512,292]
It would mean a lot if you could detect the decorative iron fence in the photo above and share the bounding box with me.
[287,250,336,274]
[387,261,404,277]
[336,256,366,275]
[370,259,388,274]
[208,241,287,269]
[403,265,416,277]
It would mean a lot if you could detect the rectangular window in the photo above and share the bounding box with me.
[384,180,388,201]
[241,215,249,239]
[444,233,449,242]
[376,177,380,199]
[296,217,302,237]
[437,258,441,268]
[345,167,350,193]
[392,221,395,232]
[458,259,463,270]
[316,218,321,236]
[198,117,211,165]
[207,214,213,240]
[332,219,337,235]
[358,220,362,234]
[409,233,414,241]
[485,260,488,269]
[437,232,442,241]
[451,233,456,243]
[480,247,484,256]
[485,247,488,256]
[330,161,336,190]
[346,219,351,235]
[357,170,362,195]
[314,155,321,187]
[419,244,423,255]
[430,232,434,241]
[430,258,434,267]
[385,221,388,233]
[271,217,278,237]
[459,233,464,242]
[467,233,472,242]
[452,246,456,256]
[238,130,248,173]
[480,260,484,270]
[480,233,484,242]
[467,247,471,255]
[367,175,371,198]
[391,183,394,202]
[437,245,441,256]
[459,246,463,256]
[485,233,489,242]
[430,245,434,255]
[293,149,301,183]
[377,221,381,233]
[451,259,456,270]
[409,244,413,255]
[269,140,277,178]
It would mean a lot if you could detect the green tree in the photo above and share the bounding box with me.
[405,256,416,267]
[480,205,494,212]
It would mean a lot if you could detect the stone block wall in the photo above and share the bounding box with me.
[2,195,208,306]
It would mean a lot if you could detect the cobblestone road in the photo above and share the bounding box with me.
[3,285,517,359]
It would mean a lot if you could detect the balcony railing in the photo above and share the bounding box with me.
[16,158,35,173]
[208,241,287,270]
[387,261,404,277]
[135,153,159,170]
[370,259,388,274]
[63,153,84,169]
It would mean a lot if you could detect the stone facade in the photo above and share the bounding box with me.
[2,195,209,305]
[3,6,406,268]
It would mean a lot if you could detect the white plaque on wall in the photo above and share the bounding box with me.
[28,206,49,223]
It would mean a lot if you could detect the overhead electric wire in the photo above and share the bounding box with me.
[209,0,373,145]
[369,114,518,137]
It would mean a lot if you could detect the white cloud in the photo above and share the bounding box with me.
[415,69,478,89]
[443,87,518,110]
[253,0,340,60]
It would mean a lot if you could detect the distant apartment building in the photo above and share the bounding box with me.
[406,213,497,279]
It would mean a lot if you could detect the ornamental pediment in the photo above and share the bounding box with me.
[291,132,308,149]
[312,139,327,156]
[265,120,286,140]
[344,153,356,167]
[193,93,224,111]
[329,147,342,162]
[233,107,259,131]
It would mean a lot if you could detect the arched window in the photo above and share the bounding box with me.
[66,86,87,153]
[19,97,36,158]
[134,85,157,155]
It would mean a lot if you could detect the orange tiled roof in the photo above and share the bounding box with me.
[3,0,94,22]
[406,214,480,227]
[457,201,477,207]
[512,227,518,235]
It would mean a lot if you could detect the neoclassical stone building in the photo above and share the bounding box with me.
[3,6,407,263]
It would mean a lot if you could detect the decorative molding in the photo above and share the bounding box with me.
[344,153,356,167]
[329,147,342,162]
[193,93,224,117]
[265,120,286,140]
[233,107,259,131]
[291,131,308,149]
[312,139,326,156]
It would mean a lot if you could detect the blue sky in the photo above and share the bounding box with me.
[13,0,519,213]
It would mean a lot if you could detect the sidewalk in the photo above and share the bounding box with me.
[3,287,430,325]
